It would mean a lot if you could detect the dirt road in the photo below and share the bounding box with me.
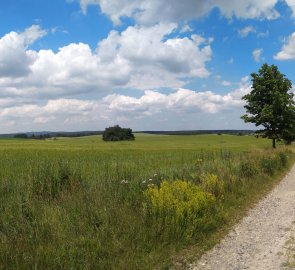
[191,165,295,270]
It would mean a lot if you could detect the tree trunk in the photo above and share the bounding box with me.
[272,138,276,149]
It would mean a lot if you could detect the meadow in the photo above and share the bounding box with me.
[0,134,293,269]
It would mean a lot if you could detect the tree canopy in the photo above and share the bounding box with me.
[241,63,295,148]
[102,125,135,141]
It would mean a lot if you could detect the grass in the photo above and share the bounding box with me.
[0,133,271,151]
[0,134,293,269]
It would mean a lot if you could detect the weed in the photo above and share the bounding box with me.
[238,160,258,179]
[200,173,224,197]
[145,180,217,240]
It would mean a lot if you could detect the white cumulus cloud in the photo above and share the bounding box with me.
[216,0,279,20]
[285,0,295,17]
[80,0,212,25]
[0,24,212,99]
[221,81,232,86]
[0,25,46,78]
[252,48,263,62]
[103,86,249,116]
[238,26,256,38]
[0,83,251,132]
[79,0,281,25]
[274,32,295,60]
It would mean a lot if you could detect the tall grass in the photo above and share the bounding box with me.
[0,135,293,269]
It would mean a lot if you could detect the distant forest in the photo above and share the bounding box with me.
[139,130,255,135]
[0,130,255,139]
[0,131,102,139]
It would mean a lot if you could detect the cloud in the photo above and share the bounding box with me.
[79,0,212,25]
[0,25,46,78]
[180,24,193,33]
[0,82,251,132]
[221,81,232,86]
[216,0,279,20]
[79,0,281,25]
[99,86,248,115]
[80,0,100,14]
[252,48,263,62]
[274,32,295,60]
[285,0,295,17]
[0,24,212,99]
[214,75,232,86]
[0,98,99,126]
[238,26,256,38]
[257,30,269,38]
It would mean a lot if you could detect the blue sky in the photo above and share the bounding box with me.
[0,0,295,132]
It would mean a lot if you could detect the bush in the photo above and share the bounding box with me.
[102,125,135,141]
[200,173,224,197]
[276,151,288,167]
[145,180,217,239]
[238,160,258,179]
[260,155,277,176]
[14,133,28,139]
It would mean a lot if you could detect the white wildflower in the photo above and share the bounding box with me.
[121,180,129,184]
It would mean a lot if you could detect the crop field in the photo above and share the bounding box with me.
[0,134,293,269]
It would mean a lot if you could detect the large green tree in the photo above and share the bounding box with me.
[102,125,135,141]
[241,63,295,148]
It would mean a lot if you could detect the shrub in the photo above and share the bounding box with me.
[238,160,258,179]
[260,155,277,176]
[14,133,28,139]
[276,151,288,168]
[102,125,135,141]
[145,180,216,239]
[200,173,224,197]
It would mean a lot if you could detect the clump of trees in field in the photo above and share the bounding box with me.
[14,133,29,139]
[102,125,135,141]
[242,63,295,148]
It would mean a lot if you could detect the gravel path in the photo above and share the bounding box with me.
[190,165,295,270]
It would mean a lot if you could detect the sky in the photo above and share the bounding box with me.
[1,0,295,132]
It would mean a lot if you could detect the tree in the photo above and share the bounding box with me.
[14,133,28,139]
[241,63,295,148]
[102,125,135,141]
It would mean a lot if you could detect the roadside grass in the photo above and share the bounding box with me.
[173,154,295,269]
[0,134,293,269]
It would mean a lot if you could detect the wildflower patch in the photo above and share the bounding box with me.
[145,180,217,240]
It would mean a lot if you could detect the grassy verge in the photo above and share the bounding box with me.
[172,152,295,269]
[0,135,294,269]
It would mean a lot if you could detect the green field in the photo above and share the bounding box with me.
[0,134,293,269]
[0,133,271,151]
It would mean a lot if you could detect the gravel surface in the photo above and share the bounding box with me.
[190,165,295,270]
